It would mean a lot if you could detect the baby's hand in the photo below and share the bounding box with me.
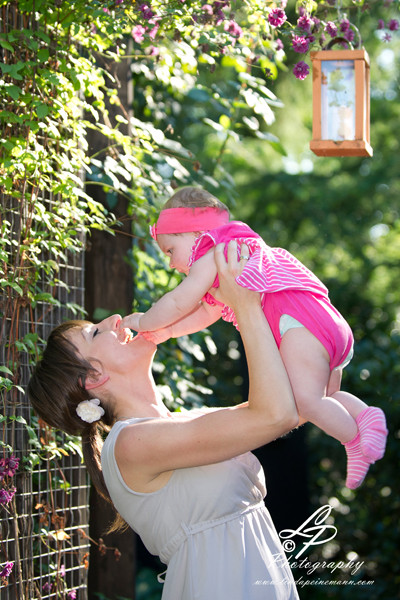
[141,327,173,345]
[119,313,144,332]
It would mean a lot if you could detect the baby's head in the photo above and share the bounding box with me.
[163,186,229,213]
[151,187,230,274]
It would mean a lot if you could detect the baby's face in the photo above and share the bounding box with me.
[157,232,198,275]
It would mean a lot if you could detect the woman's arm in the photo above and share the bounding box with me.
[120,251,218,332]
[116,242,298,481]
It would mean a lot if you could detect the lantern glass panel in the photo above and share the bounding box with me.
[321,60,355,141]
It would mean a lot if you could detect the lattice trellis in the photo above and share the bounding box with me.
[0,190,90,600]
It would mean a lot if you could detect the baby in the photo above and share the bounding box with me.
[120,187,388,489]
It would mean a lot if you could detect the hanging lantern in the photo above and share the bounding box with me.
[310,44,372,157]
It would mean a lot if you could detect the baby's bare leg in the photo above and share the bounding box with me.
[280,328,373,489]
[327,369,368,419]
[279,328,357,444]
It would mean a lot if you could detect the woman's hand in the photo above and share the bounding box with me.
[213,241,261,310]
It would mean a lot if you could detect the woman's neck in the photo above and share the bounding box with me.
[112,369,171,420]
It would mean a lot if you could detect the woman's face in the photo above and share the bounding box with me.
[68,314,156,379]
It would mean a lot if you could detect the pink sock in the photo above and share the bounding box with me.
[343,433,372,489]
[356,406,388,461]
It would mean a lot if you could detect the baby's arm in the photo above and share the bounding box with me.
[142,302,222,344]
[122,251,218,332]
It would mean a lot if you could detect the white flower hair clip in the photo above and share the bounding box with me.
[76,398,105,423]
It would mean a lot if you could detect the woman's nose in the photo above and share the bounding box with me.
[99,314,121,330]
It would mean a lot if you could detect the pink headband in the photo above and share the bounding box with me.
[149,207,229,240]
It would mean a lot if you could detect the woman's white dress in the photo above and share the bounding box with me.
[101,417,299,600]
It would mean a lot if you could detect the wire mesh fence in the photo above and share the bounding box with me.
[1,189,90,600]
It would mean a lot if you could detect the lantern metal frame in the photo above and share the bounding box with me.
[310,46,372,157]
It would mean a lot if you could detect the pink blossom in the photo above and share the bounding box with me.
[0,562,13,579]
[268,8,287,28]
[388,19,399,31]
[67,591,77,600]
[291,35,310,53]
[276,38,284,51]
[325,21,337,37]
[224,20,243,38]
[201,4,213,15]
[293,61,310,80]
[148,23,159,40]
[131,25,146,43]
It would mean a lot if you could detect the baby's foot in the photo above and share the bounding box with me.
[356,407,388,462]
[343,433,372,489]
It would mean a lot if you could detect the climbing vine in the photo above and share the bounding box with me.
[0,0,398,597]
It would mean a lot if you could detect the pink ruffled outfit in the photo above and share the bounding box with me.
[188,221,353,370]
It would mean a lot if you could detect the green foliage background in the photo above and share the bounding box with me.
[1,0,399,598]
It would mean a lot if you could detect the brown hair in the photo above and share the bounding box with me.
[28,321,126,531]
[163,186,229,213]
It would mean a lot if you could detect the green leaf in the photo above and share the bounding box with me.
[7,85,22,100]
[0,366,13,376]
[36,103,50,118]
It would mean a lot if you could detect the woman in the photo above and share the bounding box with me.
[28,242,300,599]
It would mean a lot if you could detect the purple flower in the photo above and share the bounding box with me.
[224,20,243,38]
[268,8,287,28]
[325,21,337,37]
[344,28,355,42]
[377,19,385,30]
[131,25,146,43]
[297,14,312,33]
[0,562,14,579]
[275,38,284,51]
[340,19,351,33]
[388,19,399,31]
[115,0,124,4]
[383,32,392,42]
[0,456,20,480]
[42,582,53,593]
[291,35,310,53]
[67,591,77,600]
[139,3,155,20]
[293,61,310,80]
[312,17,321,32]
[0,487,16,505]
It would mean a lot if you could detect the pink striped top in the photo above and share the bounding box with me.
[188,220,329,313]
[188,221,353,369]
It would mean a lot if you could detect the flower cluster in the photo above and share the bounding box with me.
[0,454,19,507]
[0,561,14,584]
[124,0,399,82]
[378,17,399,42]
[0,455,20,480]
